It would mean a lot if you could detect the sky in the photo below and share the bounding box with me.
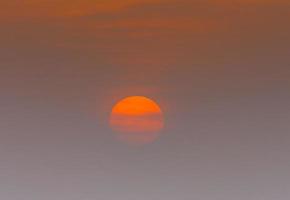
[0,0,290,199]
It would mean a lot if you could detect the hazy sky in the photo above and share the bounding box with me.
[0,1,290,199]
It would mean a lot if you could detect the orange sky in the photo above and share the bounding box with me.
[1,0,289,85]
[1,0,289,19]
[1,0,288,91]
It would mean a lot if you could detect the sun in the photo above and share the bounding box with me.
[110,96,164,144]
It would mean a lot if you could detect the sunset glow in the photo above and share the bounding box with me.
[110,96,164,144]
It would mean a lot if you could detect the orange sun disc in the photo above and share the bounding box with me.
[110,96,164,144]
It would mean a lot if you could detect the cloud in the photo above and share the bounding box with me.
[0,0,168,19]
[1,0,289,20]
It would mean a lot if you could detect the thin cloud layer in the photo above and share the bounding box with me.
[1,0,289,19]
